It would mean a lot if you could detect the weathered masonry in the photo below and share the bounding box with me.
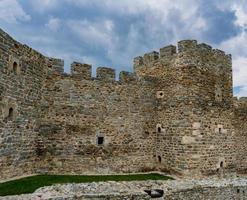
[0,28,246,180]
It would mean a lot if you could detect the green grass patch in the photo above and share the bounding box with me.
[0,173,173,196]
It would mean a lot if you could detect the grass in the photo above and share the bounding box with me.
[0,173,173,196]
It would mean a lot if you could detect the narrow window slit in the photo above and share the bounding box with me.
[8,107,14,120]
[13,62,18,74]
[158,127,161,133]
[158,156,162,163]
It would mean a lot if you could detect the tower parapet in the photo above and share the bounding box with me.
[134,40,232,75]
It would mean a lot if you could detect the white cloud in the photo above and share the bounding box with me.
[220,31,247,58]
[0,0,31,23]
[29,0,59,13]
[218,2,247,97]
[232,57,247,90]
[65,0,208,67]
[68,19,117,51]
[232,4,247,28]
[67,0,207,37]
[45,17,61,31]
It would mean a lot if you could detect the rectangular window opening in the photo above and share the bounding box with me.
[97,136,104,145]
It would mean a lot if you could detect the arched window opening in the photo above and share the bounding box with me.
[13,62,18,74]
[8,107,14,120]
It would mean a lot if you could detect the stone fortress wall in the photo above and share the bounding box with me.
[0,28,246,180]
[0,28,48,179]
[134,40,236,177]
[234,97,247,174]
[35,60,157,175]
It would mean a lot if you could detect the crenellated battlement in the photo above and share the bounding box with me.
[45,58,137,83]
[134,40,232,74]
[70,65,137,83]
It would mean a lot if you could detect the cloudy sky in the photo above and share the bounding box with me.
[0,0,246,96]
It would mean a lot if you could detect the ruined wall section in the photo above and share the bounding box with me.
[0,28,48,179]
[35,64,158,174]
[234,97,247,174]
[134,40,235,177]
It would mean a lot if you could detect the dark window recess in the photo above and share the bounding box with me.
[157,127,161,133]
[219,128,222,133]
[14,43,19,48]
[97,137,104,145]
[8,107,14,120]
[158,156,162,163]
[220,161,224,168]
[13,62,18,74]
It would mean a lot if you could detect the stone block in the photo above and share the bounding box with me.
[193,122,201,129]
[192,130,200,136]
[181,136,196,144]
